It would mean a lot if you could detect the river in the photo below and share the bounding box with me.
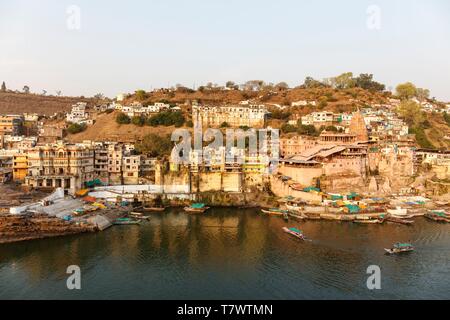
[0,208,449,299]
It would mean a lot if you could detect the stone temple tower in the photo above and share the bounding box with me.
[349,110,369,142]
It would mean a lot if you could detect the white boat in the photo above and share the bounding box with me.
[387,207,413,219]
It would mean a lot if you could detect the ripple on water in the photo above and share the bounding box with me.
[0,209,449,299]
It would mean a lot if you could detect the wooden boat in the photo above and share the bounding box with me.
[385,243,415,255]
[425,211,450,223]
[282,227,305,240]
[354,219,383,224]
[184,203,210,214]
[261,208,286,216]
[113,218,141,225]
[129,214,151,221]
[288,213,306,221]
[386,216,414,225]
[143,207,166,212]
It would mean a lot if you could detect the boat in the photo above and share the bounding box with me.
[129,213,151,221]
[354,219,383,224]
[113,218,141,225]
[143,207,166,212]
[387,207,408,216]
[425,211,450,223]
[184,203,210,214]
[282,227,305,240]
[288,212,307,221]
[385,243,415,254]
[385,216,414,225]
[261,208,286,216]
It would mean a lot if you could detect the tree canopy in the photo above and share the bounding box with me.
[396,82,417,100]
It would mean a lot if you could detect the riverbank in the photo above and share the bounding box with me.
[0,213,96,244]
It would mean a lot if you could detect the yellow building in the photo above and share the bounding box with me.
[13,154,28,182]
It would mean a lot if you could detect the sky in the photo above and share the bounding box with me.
[1,0,449,100]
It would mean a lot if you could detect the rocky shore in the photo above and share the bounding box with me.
[0,213,96,244]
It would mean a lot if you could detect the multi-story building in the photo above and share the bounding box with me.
[0,115,23,136]
[193,105,268,128]
[280,135,318,158]
[66,102,90,124]
[24,143,95,194]
[122,155,141,184]
[13,154,28,182]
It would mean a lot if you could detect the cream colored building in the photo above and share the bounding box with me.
[24,143,95,194]
[192,104,268,128]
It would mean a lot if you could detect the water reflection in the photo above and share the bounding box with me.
[0,208,449,299]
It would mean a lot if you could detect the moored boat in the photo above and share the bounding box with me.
[261,208,287,216]
[184,203,210,214]
[143,207,166,212]
[384,243,415,254]
[425,211,450,223]
[282,227,305,240]
[385,216,414,225]
[113,218,141,225]
[354,219,383,224]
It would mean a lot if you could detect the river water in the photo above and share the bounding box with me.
[0,208,449,300]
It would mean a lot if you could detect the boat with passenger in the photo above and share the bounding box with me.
[282,227,305,240]
[385,243,415,254]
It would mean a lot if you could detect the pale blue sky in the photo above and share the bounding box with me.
[1,0,449,100]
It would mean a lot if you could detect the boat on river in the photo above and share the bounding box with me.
[184,203,210,214]
[113,218,141,225]
[425,211,450,223]
[353,219,383,224]
[385,243,415,255]
[282,227,305,240]
[385,215,414,225]
[261,208,287,216]
[143,206,166,212]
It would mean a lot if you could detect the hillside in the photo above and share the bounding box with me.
[0,91,96,116]
[425,113,450,149]
[67,111,178,143]
[124,87,390,113]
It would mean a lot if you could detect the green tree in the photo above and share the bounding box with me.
[1,81,6,92]
[131,115,146,126]
[443,112,450,127]
[302,76,327,89]
[220,122,230,128]
[281,124,297,134]
[135,90,147,101]
[396,82,417,100]
[354,74,385,92]
[135,134,173,157]
[416,88,430,101]
[23,85,30,94]
[146,111,185,127]
[330,72,356,89]
[67,123,87,134]
[116,112,131,124]
[397,100,424,126]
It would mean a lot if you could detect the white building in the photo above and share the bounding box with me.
[66,102,90,124]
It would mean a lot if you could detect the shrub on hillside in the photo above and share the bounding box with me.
[67,123,87,134]
[116,112,131,124]
[146,111,185,127]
